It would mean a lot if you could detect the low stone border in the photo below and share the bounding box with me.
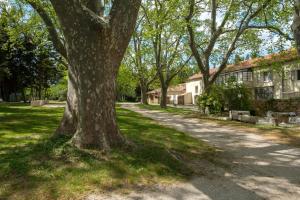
[31,100,49,107]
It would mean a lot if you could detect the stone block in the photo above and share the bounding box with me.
[31,100,49,107]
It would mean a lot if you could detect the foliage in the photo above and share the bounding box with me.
[197,77,252,114]
[185,0,294,91]
[197,86,224,114]
[0,103,216,199]
[48,72,68,101]
[0,4,63,101]
[116,64,138,101]
[222,77,253,111]
[141,0,192,107]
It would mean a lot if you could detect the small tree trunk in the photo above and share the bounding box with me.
[22,89,26,102]
[202,71,211,94]
[293,0,300,54]
[160,85,168,108]
[140,85,148,105]
[55,74,78,137]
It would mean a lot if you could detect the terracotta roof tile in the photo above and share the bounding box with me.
[187,49,300,80]
[147,84,186,95]
[187,68,218,81]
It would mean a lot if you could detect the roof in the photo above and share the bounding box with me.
[224,48,299,73]
[187,49,300,81]
[187,68,218,82]
[147,84,186,95]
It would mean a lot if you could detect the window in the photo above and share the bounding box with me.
[238,72,243,82]
[291,70,300,81]
[229,73,238,81]
[256,72,261,83]
[255,87,274,100]
[242,71,252,81]
[263,71,273,82]
[195,86,199,94]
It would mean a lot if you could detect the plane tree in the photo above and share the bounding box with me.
[25,0,141,150]
[143,0,191,108]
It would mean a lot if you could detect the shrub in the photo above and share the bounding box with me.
[197,85,223,114]
[197,77,252,114]
[223,78,252,111]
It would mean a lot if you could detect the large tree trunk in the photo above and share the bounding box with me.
[140,84,148,105]
[47,0,141,150]
[160,85,168,108]
[55,72,78,136]
[70,55,125,150]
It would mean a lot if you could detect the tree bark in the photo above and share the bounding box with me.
[55,73,78,136]
[140,84,148,105]
[160,84,168,108]
[70,56,126,150]
[293,0,300,54]
[47,0,141,150]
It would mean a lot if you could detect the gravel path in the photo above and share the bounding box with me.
[88,104,300,200]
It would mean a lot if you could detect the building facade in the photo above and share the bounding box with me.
[147,50,300,105]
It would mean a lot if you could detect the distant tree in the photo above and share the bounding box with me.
[125,14,158,105]
[143,0,191,108]
[0,5,63,101]
[116,64,137,101]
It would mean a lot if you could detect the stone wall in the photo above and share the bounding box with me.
[253,99,300,116]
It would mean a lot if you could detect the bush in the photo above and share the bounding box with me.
[223,78,252,111]
[197,77,252,114]
[197,85,223,114]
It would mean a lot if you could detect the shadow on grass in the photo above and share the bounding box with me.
[0,104,216,200]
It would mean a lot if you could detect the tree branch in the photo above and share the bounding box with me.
[209,0,272,84]
[211,0,217,33]
[186,0,206,73]
[109,0,142,58]
[79,1,109,28]
[167,55,192,84]
[27,0,67,59]
[247,25,294,40]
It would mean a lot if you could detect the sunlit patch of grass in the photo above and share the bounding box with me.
[0,103,216,200]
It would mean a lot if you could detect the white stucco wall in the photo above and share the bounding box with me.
[283,64,300,96]
[252,62,300,99]
[186,79,203,104]
[169,95,178,104]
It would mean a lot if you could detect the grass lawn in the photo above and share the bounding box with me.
[0,103,216,200]
[138,104,300,147]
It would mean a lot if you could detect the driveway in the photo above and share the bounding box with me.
[88,104,300,200]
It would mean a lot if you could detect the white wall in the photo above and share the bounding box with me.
[186,79,203,104]
[169,95,178,104]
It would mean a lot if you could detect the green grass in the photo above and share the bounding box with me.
[0,103,216,200]
[138,104,300,147]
